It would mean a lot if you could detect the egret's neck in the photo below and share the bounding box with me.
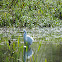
[24,32,27,37]
[24,32,27,41]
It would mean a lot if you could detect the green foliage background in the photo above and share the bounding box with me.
[0,0,62,28]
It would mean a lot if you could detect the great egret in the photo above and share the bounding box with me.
[23,29,33,48]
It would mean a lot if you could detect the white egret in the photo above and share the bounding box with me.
[23,29,33,48]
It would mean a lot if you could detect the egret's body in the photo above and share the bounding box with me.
[23,30,33,47]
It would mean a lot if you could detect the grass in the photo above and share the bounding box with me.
[0,0,62,62]
[0,29,62,62]
[0,26,62,62]
[0,0,62,28]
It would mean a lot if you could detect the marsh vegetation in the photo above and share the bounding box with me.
[0,0,62,62]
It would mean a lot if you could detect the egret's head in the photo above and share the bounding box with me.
[23,29,27,34]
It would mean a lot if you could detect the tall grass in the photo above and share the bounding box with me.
[0,31,62,62]
[0,0,62,62]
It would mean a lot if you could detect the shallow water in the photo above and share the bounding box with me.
[0,26,62,62]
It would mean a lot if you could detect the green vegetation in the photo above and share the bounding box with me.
[0,0,62,28]
[0,27,62,62]
[0,0,62,62]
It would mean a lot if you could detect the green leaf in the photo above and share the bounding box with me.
[45,58,47,62]
[38,43,41,52]
[18,35,20,47]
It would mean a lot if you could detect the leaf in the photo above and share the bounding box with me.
[38,10,40,14]
[18,35,20,47]
[32,55,35,62]
[41,10,43,14]
[38,43,41,52]
[45,58,47,62]
[13,42,15,50]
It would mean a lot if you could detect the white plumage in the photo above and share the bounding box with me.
[23,29,33,47]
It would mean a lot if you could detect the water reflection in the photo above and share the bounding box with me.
[23,46,33,62]
[0,27,62,62]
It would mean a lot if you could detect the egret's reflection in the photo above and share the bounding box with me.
[23,46,33,62]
